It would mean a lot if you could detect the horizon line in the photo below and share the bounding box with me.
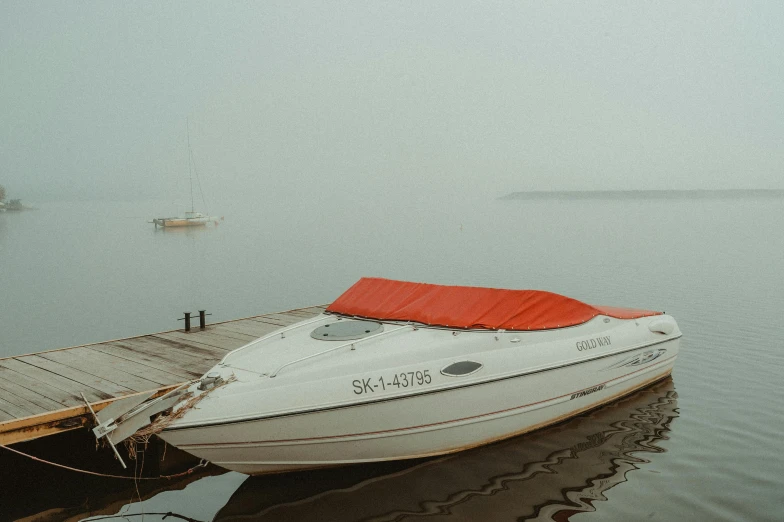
[500,188,784,200]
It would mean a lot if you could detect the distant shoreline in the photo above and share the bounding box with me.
[499,189,784,200]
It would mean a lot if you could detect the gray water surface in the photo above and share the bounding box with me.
[1,192,782,520]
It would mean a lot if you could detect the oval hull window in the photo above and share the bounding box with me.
[441,361,483,377]
[311,320,383,341]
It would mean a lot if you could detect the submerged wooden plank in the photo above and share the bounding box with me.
[0,359,109,404]
[16,354,134,397]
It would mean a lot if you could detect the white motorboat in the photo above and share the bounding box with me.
[136,278,682,475]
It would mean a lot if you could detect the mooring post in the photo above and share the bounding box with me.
[184,312,191,332]
[199,310,206,330]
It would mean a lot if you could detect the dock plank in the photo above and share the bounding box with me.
[16,354,134,397]
[0,375,67,411]
[248,317,289,327]
[200,327,257,343]
[39,348,171,389]
[215,321,282,338]
[0,397,33,419]
[284,309,324,319]
[111,339,220,374]
[134,335,227,361]
[210,326,270,342]
[156,331,241,351]
[82,346,191,385]
[300,305,328,314]
[255,313,303,325]
[176,329,251,349]
[222,317,281,329]
[0,359,110,404]
[0,389,45,416]
[0,409,16,422]
[90,343,201,380]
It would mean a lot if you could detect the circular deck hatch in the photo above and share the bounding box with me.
[311,320,383,341]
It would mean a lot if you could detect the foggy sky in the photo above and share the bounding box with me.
[1,1,782,202]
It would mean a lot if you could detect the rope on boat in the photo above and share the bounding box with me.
[0,443,208,480]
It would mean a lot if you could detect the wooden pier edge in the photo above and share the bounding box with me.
[0,304,328,446]
[0,385,181,445]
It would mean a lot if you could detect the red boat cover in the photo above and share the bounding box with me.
[326,278,662,331]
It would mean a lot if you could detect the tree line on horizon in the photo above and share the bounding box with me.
[0,184,18,207]
[0,184,34,211]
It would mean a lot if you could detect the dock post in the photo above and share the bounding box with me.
[199,310,206,330]
[184,312,191,332]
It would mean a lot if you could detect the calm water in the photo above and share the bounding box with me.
[1,192,782,520]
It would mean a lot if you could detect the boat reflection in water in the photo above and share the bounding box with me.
[213,377,678,521]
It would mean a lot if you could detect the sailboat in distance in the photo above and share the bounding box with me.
[151,121,216,228]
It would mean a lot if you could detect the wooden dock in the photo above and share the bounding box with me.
[0,305,326,445]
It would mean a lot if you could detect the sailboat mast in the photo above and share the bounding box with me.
[186,118,194,213]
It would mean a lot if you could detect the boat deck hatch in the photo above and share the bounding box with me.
[311,320,383,341]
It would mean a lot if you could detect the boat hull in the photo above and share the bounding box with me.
[160,338,678,475]
[153,218,209,227]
